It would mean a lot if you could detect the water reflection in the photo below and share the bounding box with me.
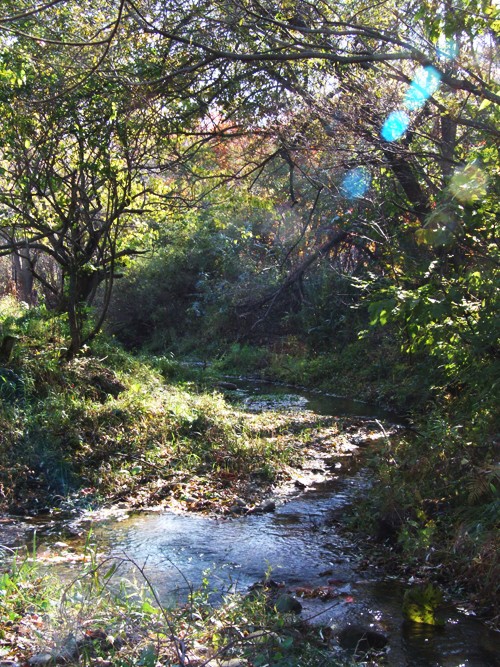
[28,384,499,666]
[93,471,362,599]
[235,379,398,420]
[91,472,500,666]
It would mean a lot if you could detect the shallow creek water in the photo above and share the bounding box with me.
[84,384,499,666]
[90,471,498,666]
[5,384,500,666]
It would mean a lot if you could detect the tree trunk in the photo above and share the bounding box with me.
[11,248,35,305]
[66,272,82,359]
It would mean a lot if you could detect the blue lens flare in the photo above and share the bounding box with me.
[404,66,442,110]
[341,166,371,199]
[381,110,410,142]
[437,36,459,60]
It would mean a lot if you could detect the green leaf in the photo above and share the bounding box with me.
[479,98,492,111]
[102,563,118,581]
[141,600,158,615]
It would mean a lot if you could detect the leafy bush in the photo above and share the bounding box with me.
[358,412,499,615]
[214,343,271,375]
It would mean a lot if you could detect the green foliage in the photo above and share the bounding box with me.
[0,558,54,626]
[107,178,283,352]
[363,152,499,430]
[0,549,345,667]
[402,584,445,626]
[0,367,24,402]
[357,411,499,614]
[0,0,498,633]
[215,343,271,374]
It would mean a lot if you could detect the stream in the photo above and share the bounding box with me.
[3,383,500,666]
[88,472,498,666]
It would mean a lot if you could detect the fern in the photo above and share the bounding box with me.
[467,465,500,504]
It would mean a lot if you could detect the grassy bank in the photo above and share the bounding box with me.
[208,336,430,413]
[0,299,371,666]
[351,419,499,625]
[1,366,297,516]
[0,298,339,516]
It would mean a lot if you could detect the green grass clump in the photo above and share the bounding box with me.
[0,553,348,667]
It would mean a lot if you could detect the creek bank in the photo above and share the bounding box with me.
[56,441,499,666]
[1,396,386,567]
[3,379,497,664]
[25,416,384,549]
[2,416,499,666]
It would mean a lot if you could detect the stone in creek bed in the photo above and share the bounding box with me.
[337,625,388,652]
[248,499,276,514]
[52,541,69,549]
[28,654,54,667]
[274,594,303,614]
[217,382,239,390]
[228,504,249,514]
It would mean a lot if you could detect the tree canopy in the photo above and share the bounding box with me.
[0,0,498,358]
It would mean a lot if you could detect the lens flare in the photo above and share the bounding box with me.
[437,35,459,60]
[341,166,371,199]
[449,164,488,203]
[381,110,410,142]
[404,66,442,111]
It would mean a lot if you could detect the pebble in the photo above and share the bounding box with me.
[275,594,302,614]
[337,625,388,651]
[27,654,54,667]
[249,499,276,514]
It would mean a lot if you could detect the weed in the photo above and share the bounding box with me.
[0,551,348,667]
